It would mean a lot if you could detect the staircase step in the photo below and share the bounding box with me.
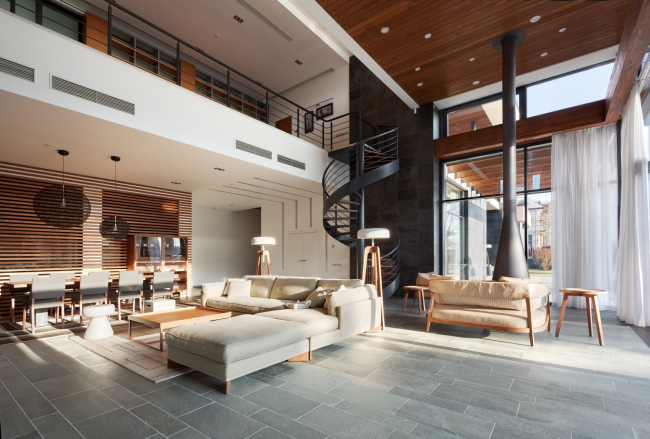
[335,200,361,205]
[324,217,357,221]
[329,233,352,237]
[329,208,358,212]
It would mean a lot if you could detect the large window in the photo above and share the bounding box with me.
[447,96,520,137]
[1,0,82,41]
[443,144,552,285]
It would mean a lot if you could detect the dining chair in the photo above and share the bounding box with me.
[114,271,144,320]
[151,271,175,299]
[47,271,76,279]
[69,275,109,326]
[9,273,38,324]
[88,271,111,279]
[22,276,66,334]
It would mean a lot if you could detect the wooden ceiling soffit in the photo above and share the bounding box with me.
[605,0,650,123]
[434,100,607,160]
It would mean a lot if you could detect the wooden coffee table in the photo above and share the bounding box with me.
[128,306,231,351]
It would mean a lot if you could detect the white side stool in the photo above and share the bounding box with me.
[144,298,176,313]
[83,304,115,340]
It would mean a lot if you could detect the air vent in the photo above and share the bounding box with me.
[234,0,294,42]
[236,140,272,160]
[0,58,35,82]
[51,76,135,115]
[277,155,306,170]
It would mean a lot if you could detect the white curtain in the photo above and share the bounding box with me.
[617,83,650,326]
[551,124,619,310]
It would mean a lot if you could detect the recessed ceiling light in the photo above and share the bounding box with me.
[233,15,243,23]
[295,60,302,65]
[559,28,566,33]
[215,33,221,38]
[472,81,480,85]
[214,167,225,171]
[44,143,55,147]
[414,67,421,71]
[469,57,475,62]
[424,33,432,39]
[229,204,234,206]
[381,27,389,34]
[171,182,181,185]
[417,82,423,87]
[530,15,541,23]
[540,52,548,57]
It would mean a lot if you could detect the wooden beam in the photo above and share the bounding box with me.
[605,0,650,123]
[434,100,607,160]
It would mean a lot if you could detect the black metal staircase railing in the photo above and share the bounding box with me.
[322,128,401,298]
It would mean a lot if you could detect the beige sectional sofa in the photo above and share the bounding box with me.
[426,277,551,346]
[166,276,382,393]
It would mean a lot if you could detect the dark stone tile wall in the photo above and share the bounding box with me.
[486,210,503,267]
[349,56,441,290]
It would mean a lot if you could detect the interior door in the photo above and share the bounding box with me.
[287,233,304,276]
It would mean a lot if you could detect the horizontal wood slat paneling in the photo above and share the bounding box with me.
[0,162,192,321]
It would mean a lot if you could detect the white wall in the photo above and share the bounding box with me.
[270,65,351,150]
[0,10,328,182]
[192,207,261,285]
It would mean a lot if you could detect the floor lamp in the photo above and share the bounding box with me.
[358,228,389,330]
[252,237,275,275]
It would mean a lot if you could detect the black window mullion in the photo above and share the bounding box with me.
[35,0,42,25]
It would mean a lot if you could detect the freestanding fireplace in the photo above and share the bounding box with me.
[492,30,530,280]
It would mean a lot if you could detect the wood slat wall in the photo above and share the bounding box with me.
[0,162,192,321]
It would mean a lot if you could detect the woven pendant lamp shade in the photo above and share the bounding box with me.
[100,215,130,241]
[33,183,91,229]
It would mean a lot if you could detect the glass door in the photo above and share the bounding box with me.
[134,236,162,272]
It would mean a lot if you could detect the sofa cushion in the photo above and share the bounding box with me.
[430,304,548,329]
[434,293,543,312]
[165,314,310,363]
[305,287,332,308]
[416,272,436,286]
[257,308,338,336]
[326,285,377,317]
[269,276,320,301]
[201,282,226,307]
[316,279,363,290]
[245,276,277,298]
[225,280,251,298]
[498,277,541,284]
[206,297,288,314]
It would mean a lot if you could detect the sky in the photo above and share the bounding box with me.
[527,63,614,118]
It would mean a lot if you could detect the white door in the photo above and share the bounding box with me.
[287,231,319,276]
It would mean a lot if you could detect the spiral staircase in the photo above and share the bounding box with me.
[322,128,401,298]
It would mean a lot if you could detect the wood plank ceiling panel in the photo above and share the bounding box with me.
[319,0,631,105]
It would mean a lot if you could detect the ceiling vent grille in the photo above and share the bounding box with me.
[0,58,35,82]
[277,155,306,170]
[51,76,135,115]
[234,0,294,42]
[236,140,272,160]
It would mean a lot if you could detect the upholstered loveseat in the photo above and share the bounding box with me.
[426,277,551,346]
[166,276,382,393]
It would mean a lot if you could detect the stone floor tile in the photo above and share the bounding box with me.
[34,374,93,400]
[408,423,466,439]
[51,388,119,424]
[451,380,536,404]
[297,403,394,439]
[367,369,440,393]
[204,389,264,415]
[316,357,381,378]
[33,413,84,439]
[244,385,320,420]
[4,376,38,398]
[21,362,71,384]
[334,399,416,433]
[278,382,343,406]
[0,405,36,438]
[247,427,292,439]
[388,386,467,413]
[113,373,173,396]
[0,386,18,411]
[141,384,212,417]
[329,371,394,392]
[247,371,288,387]
[101,384,147,409]
[228,376,268,397]
[130,403,188,436]
[167,427,210,439]
[0,364,24,381]
[328,382,407,413]
[170,371,219,395]
[251,409,327,439]
[431,383,520,416]
[277,367,343,393]
[395,399,494,439]
[510,377,605,411]
[74,407,156,439]
[179,403,264,439]
[15,392,56,420]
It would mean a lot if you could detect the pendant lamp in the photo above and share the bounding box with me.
[33,149,91,228]
[100,156,130,240]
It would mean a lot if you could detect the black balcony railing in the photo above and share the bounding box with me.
[3,0,373,150]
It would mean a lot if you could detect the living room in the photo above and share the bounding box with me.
[1,0,650,438]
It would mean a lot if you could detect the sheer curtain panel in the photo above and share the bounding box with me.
[617,83,650,326]
[551,124,619,310]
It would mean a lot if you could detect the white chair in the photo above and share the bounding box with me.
[22,277,66,334]
[69,275,109,326]
[113,271,143,320]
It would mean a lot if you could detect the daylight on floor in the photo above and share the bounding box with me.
[1,0,650,438]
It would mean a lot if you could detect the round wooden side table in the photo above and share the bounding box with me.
[555,288,607,346]
[403,286,428,314]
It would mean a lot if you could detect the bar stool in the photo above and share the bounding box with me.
[22,277,66,334]
[556,288,606,346]
[113,271,144,320]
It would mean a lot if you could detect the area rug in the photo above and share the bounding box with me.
[69,333,191,383]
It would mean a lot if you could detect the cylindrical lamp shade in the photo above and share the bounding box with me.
[357,228,390,240]
[251,237,276,246]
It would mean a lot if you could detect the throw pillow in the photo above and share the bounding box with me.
[326,286,375,317]
[305,287,333,308]
[416,272,436,286]
[225,280,252,298]
[201,282,226,306]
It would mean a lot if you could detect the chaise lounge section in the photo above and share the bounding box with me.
[167,276,382,392]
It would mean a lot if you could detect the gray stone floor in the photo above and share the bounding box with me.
[0,298,649,439]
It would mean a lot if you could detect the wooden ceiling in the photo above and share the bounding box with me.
[318,0,631,105]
